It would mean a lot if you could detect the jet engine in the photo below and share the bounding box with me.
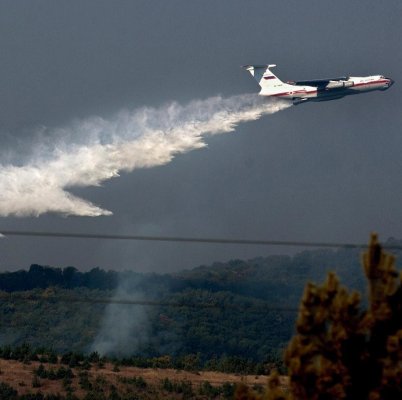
[326,80,354,89]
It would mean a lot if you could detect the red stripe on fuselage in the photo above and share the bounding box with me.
[352,79,388,88]
[270,79,388,97]
[271,89,317,97]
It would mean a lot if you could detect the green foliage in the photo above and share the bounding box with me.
[0,245,383,366]
[19,394,45,400]
[35,364,74,381]
[236,234,402,400]
[83,391,106,400]
[161,379,234,399]
[204,355,268,375]
[78,371,92,391]
[37,349,58,364]
[158,378,193,397]
[285,234,402,400]
[62,374,72,389]
[160,377,174,392]
[31,375,41,388]
[47,352,58,364]
[60,352,85,368]
[35,364,46,377]
[221,382,236,399]
[117,376,147,389]
[0,265,119,292]
[109,385,121,400]
[0,343,37,362]
[0,381,18,400]
[199,380,221,397]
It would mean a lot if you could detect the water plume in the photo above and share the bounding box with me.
[0,94,290,217]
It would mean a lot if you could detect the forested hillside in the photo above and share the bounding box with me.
[1,241,400,366]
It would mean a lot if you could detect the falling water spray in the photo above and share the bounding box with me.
[0,94,290,217]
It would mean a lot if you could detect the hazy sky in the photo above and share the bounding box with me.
[0,0,401,272]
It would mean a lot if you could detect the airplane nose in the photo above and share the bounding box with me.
[387,78,395,87]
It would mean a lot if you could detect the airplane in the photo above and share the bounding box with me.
[242,64,394,105]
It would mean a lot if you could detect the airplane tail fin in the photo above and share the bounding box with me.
[242,64,283,87]
[242,64,291,95]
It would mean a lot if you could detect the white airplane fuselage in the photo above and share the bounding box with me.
[243,65,394,105]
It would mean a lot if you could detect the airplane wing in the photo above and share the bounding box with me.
[295,77,348,87]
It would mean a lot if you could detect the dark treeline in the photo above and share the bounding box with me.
[0,265,120,292]
[2,243,401,365]
[1,237,401,294]
[0,247,368,296]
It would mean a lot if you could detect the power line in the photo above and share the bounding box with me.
[1,229,399,250]
[0,293,299,313]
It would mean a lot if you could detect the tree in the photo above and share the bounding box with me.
[284,233,401,400]
[236,234,401,399]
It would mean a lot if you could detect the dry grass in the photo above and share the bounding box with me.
[0,358,287,398]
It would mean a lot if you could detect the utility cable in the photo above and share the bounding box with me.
[1,229,400,250]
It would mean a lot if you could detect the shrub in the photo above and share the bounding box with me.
[235,234,402,400]
[0,381,18,400]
